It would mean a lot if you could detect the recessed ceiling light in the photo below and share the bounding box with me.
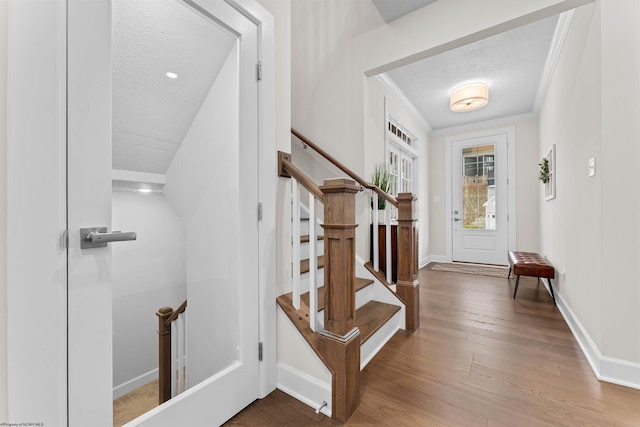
[166,72,178,79]
[138,188,152,193]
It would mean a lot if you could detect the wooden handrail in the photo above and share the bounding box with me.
[278,151,325,202]
[164,299,187,326]
[291,128,398,208]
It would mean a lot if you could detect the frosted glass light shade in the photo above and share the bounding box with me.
[450,82,489,112]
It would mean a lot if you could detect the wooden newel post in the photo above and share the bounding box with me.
[319,178,361,422]
[157,306,173,404]
[396,193,420,331]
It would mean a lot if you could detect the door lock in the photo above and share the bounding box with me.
[80,227,137,249]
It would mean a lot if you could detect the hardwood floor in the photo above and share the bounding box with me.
[226,265,640,426]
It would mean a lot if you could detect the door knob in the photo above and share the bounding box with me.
[80,227,137,249]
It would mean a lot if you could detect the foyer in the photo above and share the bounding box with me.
[226,266,640,426]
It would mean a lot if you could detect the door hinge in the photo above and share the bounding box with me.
[258,202,263,221]
[256,61,262,81]
[63,229,69,249]
[258,342,263,361]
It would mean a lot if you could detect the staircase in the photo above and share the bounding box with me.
[276,129,420,421]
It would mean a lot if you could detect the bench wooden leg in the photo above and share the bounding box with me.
[513,275,520,299]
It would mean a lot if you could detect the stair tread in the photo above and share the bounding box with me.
[300,234,324,243]
[300,277,374,311]
[356,300,401,344]
[276,294,401,365]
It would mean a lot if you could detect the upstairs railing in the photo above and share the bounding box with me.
[156,299,187,404]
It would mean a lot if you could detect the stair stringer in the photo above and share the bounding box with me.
[276,306,332,416]
[355,255,406,325]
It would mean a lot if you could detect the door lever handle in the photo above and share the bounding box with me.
[80,227,137,249]
[453,217,462,222]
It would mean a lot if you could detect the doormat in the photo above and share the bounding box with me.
[429,262,509,278]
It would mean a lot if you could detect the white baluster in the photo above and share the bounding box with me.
[373,190,379,272]
[183,311,187,391]
[385,203,392,284]
[308,192,317,332]
[170,321,177,397]
[176,314,184,394]
[292,178,301,309]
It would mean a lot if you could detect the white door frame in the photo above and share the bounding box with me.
[445,127,516,263]
[3,0,275,424]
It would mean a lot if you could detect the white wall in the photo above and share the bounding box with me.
[112,190,186,397]
[539,0,640,373]
[428,117,541,260]
[164,45,241,387]
[539,1,602,353]
[599,0,640,367]
[0,0,8,417]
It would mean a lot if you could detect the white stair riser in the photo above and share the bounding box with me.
[360,309,403,370]
[299,240,324,261]
[299,219,309,236]
[299,268,325,294]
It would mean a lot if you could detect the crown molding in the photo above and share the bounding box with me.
[375,73,431,132]
[533,9,575,113]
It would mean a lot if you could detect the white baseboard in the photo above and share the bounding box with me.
[556,292,640,390]
[426,255,448,264]
[419,256,430,269]
[277,363,332,417]
[113,368,158,400]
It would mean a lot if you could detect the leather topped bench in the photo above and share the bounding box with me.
[508,251,556,305]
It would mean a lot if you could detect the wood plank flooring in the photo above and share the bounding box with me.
[226,265,640,426]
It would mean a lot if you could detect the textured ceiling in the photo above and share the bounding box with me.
[385,14,559,132]
[112,0,236,175]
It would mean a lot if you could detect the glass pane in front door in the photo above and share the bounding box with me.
[461,145,496,230]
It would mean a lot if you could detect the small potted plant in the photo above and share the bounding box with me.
[371,164,393,223]
[538,158,550,183]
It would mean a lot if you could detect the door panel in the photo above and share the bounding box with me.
[68,1,260,425]
[452,135,508,265]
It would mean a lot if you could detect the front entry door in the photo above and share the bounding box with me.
[451,134,509,265]
[67,1,260,425]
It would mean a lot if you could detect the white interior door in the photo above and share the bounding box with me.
[451,135,508,265]
[68,1,260,425]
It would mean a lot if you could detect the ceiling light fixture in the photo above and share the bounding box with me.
[166,72,178,79]
[450,82,489,112]
[138,188,152,193]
